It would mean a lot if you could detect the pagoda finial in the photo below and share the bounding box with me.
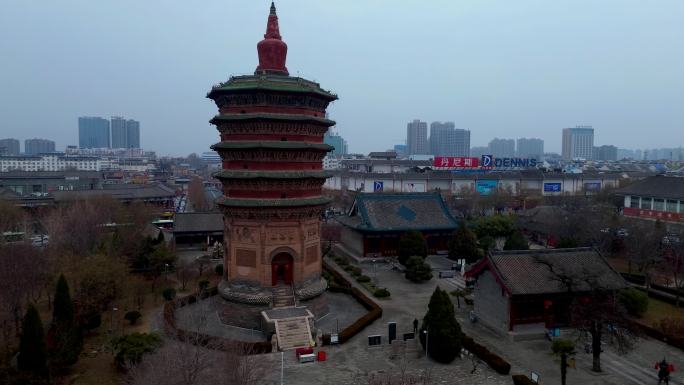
[256,1,289,75]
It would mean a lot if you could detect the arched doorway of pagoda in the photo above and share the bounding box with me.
[271,252,294,286]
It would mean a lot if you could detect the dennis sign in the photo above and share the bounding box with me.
[483,155,537,169]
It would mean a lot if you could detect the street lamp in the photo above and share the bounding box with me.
[423,328,429,360]
[164,263,170,283]
[372,259,377,284]
[110,307,118,334]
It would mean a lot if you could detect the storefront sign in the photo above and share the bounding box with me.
[434,157,480,168]
[476,180,498,195]
[544,183,562,192]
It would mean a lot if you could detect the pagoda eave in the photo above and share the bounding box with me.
[213,170,332,180]
[210,113,335,127]
[217,196,331,208]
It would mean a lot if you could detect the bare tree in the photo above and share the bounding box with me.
[188,176,209,212]
[534,255,635,373]
[659,231,684,306]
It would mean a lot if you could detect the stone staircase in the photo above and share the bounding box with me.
[274,317,312,350]
[272,285,295,308]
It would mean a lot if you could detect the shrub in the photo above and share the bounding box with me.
[18,304,48,377]
[398,231,427,266]
[198,279,210,291]
[124,311,142,325]
[512,374,536,385]
[356,275,371,283]
[373,288,390,298]
[80,311,101,331]
[111,332,162,368]
[162,288,177,301]
[404,256,433,283]
[350,266,362,277]
[336,257,349,266]
[420,287,462,363]
[619,287,648,318]
[503,230,529,251]
[478,235,496,253]
[214,264,223,276]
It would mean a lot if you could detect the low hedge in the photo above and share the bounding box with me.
[512,374,536,385]
[323,260,383,344]
[356,275,371,283]
[462,335,511,375]
[373,288,390,298]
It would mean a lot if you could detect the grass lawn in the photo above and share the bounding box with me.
[638,296,684,328]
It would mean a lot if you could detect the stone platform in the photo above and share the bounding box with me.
[218,277,328,306]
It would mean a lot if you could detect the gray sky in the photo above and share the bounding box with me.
[1,0,683,156]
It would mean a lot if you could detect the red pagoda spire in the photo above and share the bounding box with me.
[255,2,289,76]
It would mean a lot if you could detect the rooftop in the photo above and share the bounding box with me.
[615,175,684,200]
[337,192,459,232]
[467,248,626,295]
[173,212,223,234]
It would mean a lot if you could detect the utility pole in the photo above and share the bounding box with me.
[280,351,284,385]
[424,328,429,360]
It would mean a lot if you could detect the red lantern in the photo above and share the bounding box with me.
[544,300,553,309]
[580,296,591,305]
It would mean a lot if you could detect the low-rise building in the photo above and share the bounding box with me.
[336,192,459,257]
[0,154,104,172]
[615,175,684,223]
[465,248,626,337]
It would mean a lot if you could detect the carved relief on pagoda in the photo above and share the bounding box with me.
[217,149,327,162]
[265,228,298,245]
[232,226,260,245]
[221,205,325,221]
[216,122,329,136]
[303,224,320,242]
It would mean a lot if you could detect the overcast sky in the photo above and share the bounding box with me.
[1,0,683,156]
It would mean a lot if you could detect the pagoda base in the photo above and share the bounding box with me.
[219,277,328,306]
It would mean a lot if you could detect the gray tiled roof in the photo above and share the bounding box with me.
[53,183,175,202]
[173,212,223,234]
[615,175,684,200]
[481,248,626,295]
[337,192,458,232]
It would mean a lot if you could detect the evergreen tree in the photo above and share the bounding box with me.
[405,256,433,283]
[420,287,463,363]
[53,275,74,327]
[503,230,529,251]
[48,274,83,370]
[18,304,48,378]
[448,221,480,263]
[398,231,427,266]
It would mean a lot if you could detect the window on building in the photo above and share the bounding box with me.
[667,200,678,213]
[640,197,652,210]
[654,199,665,211]
[630,196,640,208]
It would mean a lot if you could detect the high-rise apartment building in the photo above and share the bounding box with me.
[24,138,56,155]
[111,117,141,149]
[323,132,348,157]
[517,138,544,159]
[428,122,469,156]
[488,138,515,158]
[407,120,429,155]
[593,145,618,161]
[0,138,20,155]
[126,119,140,149]
[79,117,110,148]
[562,126,594,160]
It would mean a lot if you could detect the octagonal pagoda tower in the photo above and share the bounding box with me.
[208,2,337,303]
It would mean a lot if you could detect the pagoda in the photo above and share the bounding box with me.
[207,2,337,303]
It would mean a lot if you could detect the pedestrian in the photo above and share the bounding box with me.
[413,318,419,334]
[656,358,675,384]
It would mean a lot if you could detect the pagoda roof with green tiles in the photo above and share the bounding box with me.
[207,74,337,101]
[213,170,331,180]
[211,141,332,152]
[210,113,335,127]
[217,195,331,208]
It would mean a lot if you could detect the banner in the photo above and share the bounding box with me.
[544,183,562,192]
[434,157,480,169]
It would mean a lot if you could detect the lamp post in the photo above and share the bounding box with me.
[110,307,118,334]
[423,328,429,360]
[164,263,169,283]
[372,259,377,284]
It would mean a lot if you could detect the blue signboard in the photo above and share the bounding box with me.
[481,155,493,169]
[544,183,562,192]
[584,182,601,191]
[476,180,498,195]
[373,181,384,192]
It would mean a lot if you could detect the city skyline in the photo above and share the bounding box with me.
[1,0,683,156]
